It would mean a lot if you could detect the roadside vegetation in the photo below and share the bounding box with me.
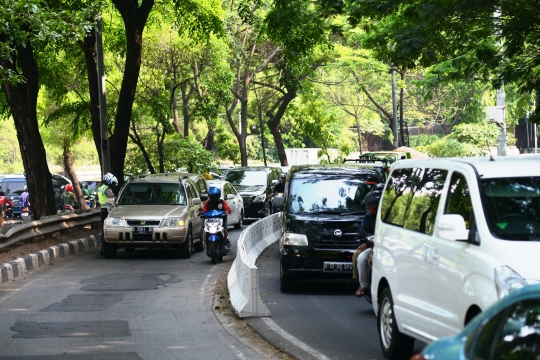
[0,0,537,217]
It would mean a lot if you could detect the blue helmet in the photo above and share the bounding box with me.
[208,186,221,202]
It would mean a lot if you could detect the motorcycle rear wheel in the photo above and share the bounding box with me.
[209,242,217,264]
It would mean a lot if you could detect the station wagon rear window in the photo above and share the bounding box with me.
[118,183,186,206]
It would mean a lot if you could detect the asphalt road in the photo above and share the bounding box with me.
[0,226,259,360]
[249,245,426,360]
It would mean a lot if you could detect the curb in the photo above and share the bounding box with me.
[0,234,101,284]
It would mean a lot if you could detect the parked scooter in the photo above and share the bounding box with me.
[21,207,31,220]
[201,209,229,264]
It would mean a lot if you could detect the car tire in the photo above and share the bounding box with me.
[378,287,415,359]
[103,241,117,259]
[194,236,205,252]
[209,242,217,264]
[280,258,294,293]
[179,231,192,259]
[234,212,243,229]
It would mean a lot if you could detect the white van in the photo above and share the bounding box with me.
[371,156,540,359]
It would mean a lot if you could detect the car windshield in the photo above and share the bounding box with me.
[225,170,267,187]
[288,176,375,215]
[118,183,187,206]
[481,177,540,241]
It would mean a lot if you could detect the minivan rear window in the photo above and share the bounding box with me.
[288,176,374,214]
[0,181,26,195]
[481,177,540,241]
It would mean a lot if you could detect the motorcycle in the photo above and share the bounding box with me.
[84,194,95,208]
[21,206,31,220]
[271,192,284,214]
[201,209,229,264]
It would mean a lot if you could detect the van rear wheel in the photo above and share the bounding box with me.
[378,287,415,359]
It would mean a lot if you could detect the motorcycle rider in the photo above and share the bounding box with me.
[0,190,15,220]
[62,184,78,209]
[353,184,383,297]
[271,173,286,213]
[98,173,117,255]
[21,186,30,209]
[201,186,232,253]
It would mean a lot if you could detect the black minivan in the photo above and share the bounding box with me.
[225,166,282,218]
[276,164,385,292]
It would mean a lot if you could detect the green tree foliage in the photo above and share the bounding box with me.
[423,123,501,157]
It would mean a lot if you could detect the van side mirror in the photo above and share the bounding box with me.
[192,198,202,206]
[271,180,279,186]
[226,194,235,200]
[272,196,285,210]
[437,214,469,241]
[105,198,116,205]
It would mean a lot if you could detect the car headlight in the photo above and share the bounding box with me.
[253,193,266,202]
[283,232,308,246]
[105,217,123,226]
[495,266,528,299]
[163,218,185,227]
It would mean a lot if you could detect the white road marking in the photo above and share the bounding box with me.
[261,317,331,360]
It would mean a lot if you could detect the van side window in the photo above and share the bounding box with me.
[446,172,474,229]
[381,167,447,235]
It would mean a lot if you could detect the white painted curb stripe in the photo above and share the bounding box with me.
[261,318,331,360]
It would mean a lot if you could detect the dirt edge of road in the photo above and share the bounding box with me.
[212,258,294,360]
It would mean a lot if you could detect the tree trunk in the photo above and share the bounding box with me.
[399,71,406,146]
[157,123,165,173]
[355,116,363,154]
[63,146,89,211]
[266,91,296,166]
[109,0,154,188]
[171,86,182,135]
[181,82,191,138]
[1,41,56,219]
[78,30,102,171]
[128,120,156,174]
[204,125,215,151]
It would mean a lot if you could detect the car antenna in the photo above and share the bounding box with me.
[487,142,495,161]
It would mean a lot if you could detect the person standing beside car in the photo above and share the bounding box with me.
[271,173,286,213]
[98,173,118,255]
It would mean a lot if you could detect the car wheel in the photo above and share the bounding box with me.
[179,231,192,259]
[280,258,294,293]
[378,287,415,359]
[234,212,243,229]
[103,241,117,259]
[194,235,204,252]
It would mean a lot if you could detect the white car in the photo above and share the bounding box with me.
[207,180,244,229]
[372,155,540,359]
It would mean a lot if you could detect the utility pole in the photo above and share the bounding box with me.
[96,13,110,177]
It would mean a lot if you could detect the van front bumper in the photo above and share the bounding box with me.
[280,247,356,279]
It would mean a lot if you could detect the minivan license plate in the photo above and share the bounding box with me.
[323,262,353,272]
[133,226,152,234]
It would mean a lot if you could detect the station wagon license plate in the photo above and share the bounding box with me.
[323,262,353,273]
[132,226,153,234]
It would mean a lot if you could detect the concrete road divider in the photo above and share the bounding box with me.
[228,213,282,318]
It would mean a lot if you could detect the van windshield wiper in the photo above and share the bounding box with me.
[340,211,366,216]
[307,210,342,215]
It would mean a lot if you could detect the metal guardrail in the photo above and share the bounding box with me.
[0,209,102,251]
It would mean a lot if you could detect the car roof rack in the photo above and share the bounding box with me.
[343,156,382,164]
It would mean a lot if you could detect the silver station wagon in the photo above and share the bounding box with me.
[102,174,204,258]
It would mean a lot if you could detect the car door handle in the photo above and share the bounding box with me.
[429,247,440,261]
